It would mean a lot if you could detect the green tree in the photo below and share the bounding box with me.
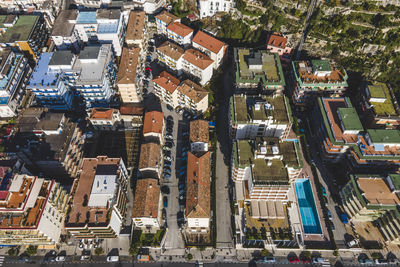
[25,245,37,256]
[129,246,139,256]
[186,253,193,260]
[7,247,19,256]
[260,249,270,257]
[94,247,104,255]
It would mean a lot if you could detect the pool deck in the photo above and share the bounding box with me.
[294,142,330,243]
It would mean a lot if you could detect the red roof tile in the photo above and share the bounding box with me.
[143,111,163,135]
[192,30,226,54]
[152,71,180,94]
[167,22,193,37]
[267,33,288,49]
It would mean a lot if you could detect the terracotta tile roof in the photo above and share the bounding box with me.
[155,10,179,25]
[126,11,146,41]
[132,178,160,218]
[167,22,193,37]
[192,30,226,54]
[89,108,117,120]
[178,79,208,103]
[117,47,140,85]
[139,143,161,170]
[182,49,213,70]
[190,120,209,143]
[157,41,184,61]
[143,111,163,135]
[66,157,121,225]
[120,104,144,115]
[186,152,210,218]
[152,71,180,94]
[266,33,288,49]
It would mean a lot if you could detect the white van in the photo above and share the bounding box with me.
[107,256,119,262]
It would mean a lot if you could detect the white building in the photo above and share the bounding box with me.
[231,95,291,140]
[166,22,194,47]
[65,156,129,238]
[192,30,226,69]
[182,49,214,85]
[0,174,68,247]
[186,152,210,231]
[0,48,31,118]
[72,0,111,8]
[155,11,180,36]
[153,71,209,113]
[156,41,185,72]
[198,0,234,19]
[132,178,161,229]
[51,9,125,56]
[89,108,121,130]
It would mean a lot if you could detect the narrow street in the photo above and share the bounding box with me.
[215,57,235,249]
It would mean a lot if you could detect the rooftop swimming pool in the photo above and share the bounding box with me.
[295,178,322,235]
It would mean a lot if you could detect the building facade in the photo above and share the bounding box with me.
[155,11,180,36]
[198,0,234,19]
[117,47,142,103]
[192,30,226,69]
[166,22,194,47]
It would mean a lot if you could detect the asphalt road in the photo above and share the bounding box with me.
[215,55,235,249]
[295,0,318,60]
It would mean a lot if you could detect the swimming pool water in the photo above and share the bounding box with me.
[295,178,322,235]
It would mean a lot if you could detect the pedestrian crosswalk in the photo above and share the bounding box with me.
[0,255,4,266]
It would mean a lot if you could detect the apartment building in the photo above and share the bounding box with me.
[190,120,209,152]
[89,108,121,130]
[153,71,209,113]
[126,0,166,14]
[27,51,76,110]
[72,0,111,8]
[198,0,234,19]
[73,45,116,108]
[266,33,292,66]
[51,9,125,56]
[9,108,84,180]
[117,47,142,103]
[340,174,400,244]
[192,30,226,69]
[186,152,211,231]
[0,48,31,118]
[143,111,164,144]
[313,97,400,169]
[65,156,129,238]
[125,11,147,49]
[230,94,292,140]
[0,14,47,62]
[139,142,162,179]
[182,49,214,86]
[234,48,285,92]
[0,174,68,247]
[232,138,302,203]
[155,11,180,36]
[132,178,161,230]
[156,41,184,73]
[166,22,194,47]
[292,59,348,106]
[360,81,400,129]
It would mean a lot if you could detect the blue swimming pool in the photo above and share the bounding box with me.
[295,178,322,235]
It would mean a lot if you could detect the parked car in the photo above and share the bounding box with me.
[167,115,173,121]
[347,239,358,248]
[330,221,335,231]
[164,160,172,167]
[55,256,65,262]
[178,183,185,190]
[165,141,173,148]
[163,173,171,179]
[375,258,388,265]
[341,213,349,224]
[166,104,174,111]
[163,168,171,175]
[161,185,170,194]
[163,145,171,151]
[327,210,332,220]
[80,250,91,261]
[107,256,119,262]
[288,256,299,263]
[163,196,168,207]
[165,134,173,139]
[164,156,172,161]
[321,186,327,196]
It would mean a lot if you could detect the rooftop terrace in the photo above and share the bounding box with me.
[232,95,289,123]
[235,48,285,87]
[367,82,398,116]
[0,15,39,43]
[252,158,288,184]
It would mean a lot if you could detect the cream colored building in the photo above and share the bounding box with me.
[117,47,142,103]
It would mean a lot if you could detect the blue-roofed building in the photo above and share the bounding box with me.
[0,48,30,118]
[52,9,124,56]
[27,51,75,110]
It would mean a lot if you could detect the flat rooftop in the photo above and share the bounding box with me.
[233,95,288,123]
[368,82,397,116]
[235,48,285,86]
[356,176,400,205]
[338,107,363,131]
[66,157,121,226]
[367,129,400,144]
[0,15,39,43]
[252,158,288,184]
[320,98,359,143]
[27,52,60,89]
[235,140,253,167]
